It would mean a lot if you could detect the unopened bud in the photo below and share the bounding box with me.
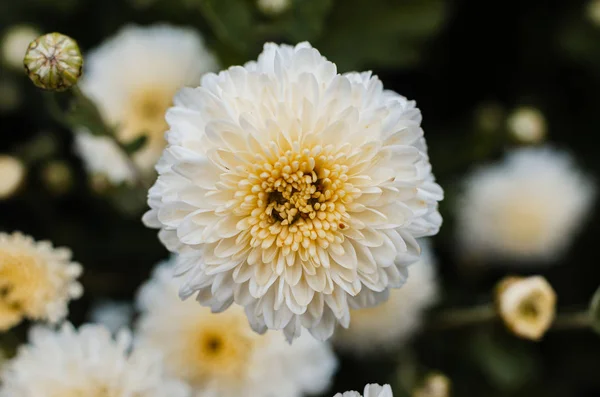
[0,155,25,199]
[23,33,82,92]
[507,107,546,144]
[257,0,291,15]
[413,373,451,397]
[495,276,556,341]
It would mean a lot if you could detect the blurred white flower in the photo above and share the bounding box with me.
[507,107,546,144]
[334,240,438,354]
[1,25,40,70]
[89,300,134,334]
[257,0,291,15]
[457,147,595,263]
[136,259,337,397]
[75,24,218,184]
[0,232,82,331]
[0,155,25,199]
[0,323,190,397]
[334,384,393,397]
[495,276,556,341]
[143,42,443,341]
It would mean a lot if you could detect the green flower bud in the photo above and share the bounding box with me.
[23,33,83,92]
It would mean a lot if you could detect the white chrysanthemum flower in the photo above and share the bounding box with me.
[0,232,82,331]
[136,260,337,397]
[257,0,291,15]
[495,276,556,341]
[1,25,40,69]
[0,323,190,397]
[334,240,438,354]
[457,147,595,263]
[74,24,218,185]
[0,155,25,199]
[506,107,546,144]
[89,300,134,334]
[143,42,443,341]
[334,384,393,397]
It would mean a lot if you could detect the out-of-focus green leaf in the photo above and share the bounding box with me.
[469,330,540,391]
[196,0,256,55]
[276,0,334,42]
[62,90,113,137]
[316,0,446,71]
[589,286,600,334]
[122,135,148,155]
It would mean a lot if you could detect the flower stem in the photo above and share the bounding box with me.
[551,311,590,330]
[428,304,496,329]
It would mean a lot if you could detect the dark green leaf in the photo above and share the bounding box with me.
[122,135,148,155]
[589,286,600,334]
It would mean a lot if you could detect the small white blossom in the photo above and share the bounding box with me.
[136,259,337,397]
[457,147,595,263]
[0,232,82,330]
[334,384,394,397]
[74,24,218,184]
[0,323,190,397]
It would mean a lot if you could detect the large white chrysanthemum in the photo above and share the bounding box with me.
[135,259,337,397]
[333,240,438,354]
[334,384,393,397]
[457,147,595,263]
[0,232,82,331]
[143,42,443,341]
[74,24,218,184]
[0,323,190,397]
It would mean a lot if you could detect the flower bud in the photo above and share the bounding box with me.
[257,0,291,15]
[23,33,83,92]
[495,276,556,340]
[0,155,25,199]
[413,373,451,397]
[507,107,546,144]
[42,160,73,195]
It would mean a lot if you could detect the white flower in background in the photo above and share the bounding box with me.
[1,25,40,69]
[89,300,134,334]
[334,384,393,397]
[75,24,218,185]
[412,373,451,397]
[257,0,291,15]
[0,155,25,199]
[0,232,82,331]
[0,323,190,397]
[456,147,595,263]
[587,0,600,25]
[136,260,337,397]
[334,240,438,354]
[143,42,443,341]
[495,276,556,341]
[507,107,546,144]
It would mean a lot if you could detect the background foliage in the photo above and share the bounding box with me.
[1,0,600,396]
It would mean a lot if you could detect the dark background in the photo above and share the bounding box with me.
[1,0,599,396]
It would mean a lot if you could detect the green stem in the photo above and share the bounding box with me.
[552,311,590,330]
[428,304,496,329]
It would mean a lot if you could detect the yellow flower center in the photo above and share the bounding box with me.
[239,145,355,256]
[178,312,262,386]
[517,293,542,323]
[0,250,47,330]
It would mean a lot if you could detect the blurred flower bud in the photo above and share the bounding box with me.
[495,276,556,341]
[474,103,504,134]
[0,78,22,114]
[587,0,600,26]
[413,373,451,397]
[1,25,40,70]
[507,107,546,144]
[257,0,291,15]
[0,155,26,199]
[42,160,73,195]
[23,33,83,92]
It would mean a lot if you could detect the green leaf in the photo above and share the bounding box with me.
[122,135,148,155]
[62,90,113,137]
[589,286,600,334]
[276,0,334,42]
[315,0,446,71]
[197,0,256,55]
